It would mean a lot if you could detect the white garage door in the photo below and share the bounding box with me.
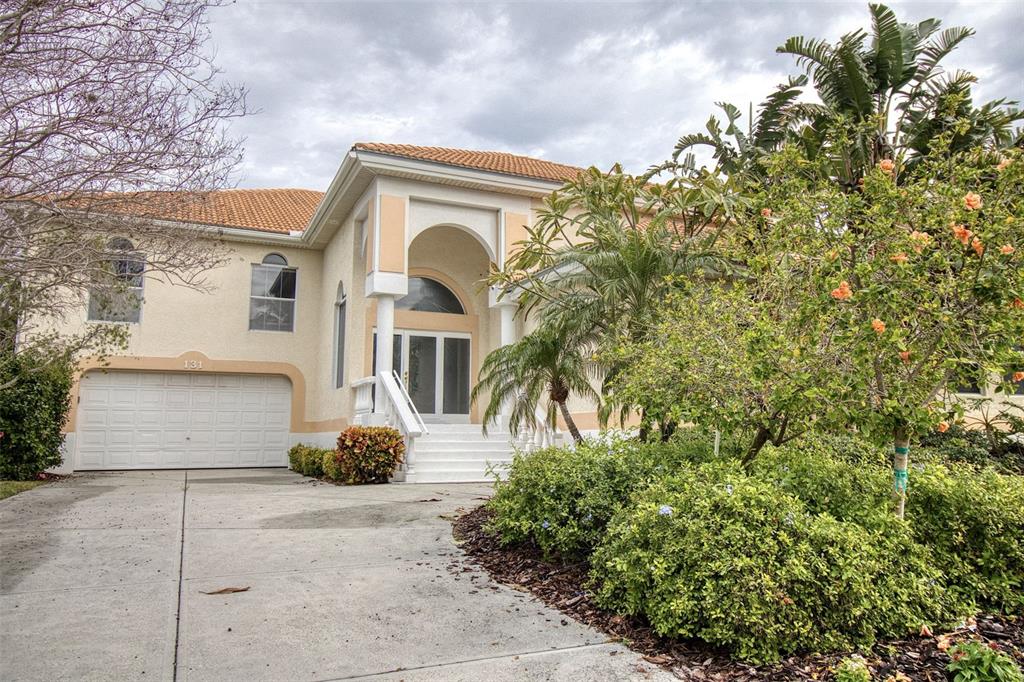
[76,371,292,469]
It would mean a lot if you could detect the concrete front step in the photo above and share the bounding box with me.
[406,426,516,483]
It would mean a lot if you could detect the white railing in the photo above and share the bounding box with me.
[352,377,375,420]
[391,370,429,437]
[352,372,426,479]
[516,402,558,451]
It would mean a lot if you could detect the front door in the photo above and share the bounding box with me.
[373,330,471,422]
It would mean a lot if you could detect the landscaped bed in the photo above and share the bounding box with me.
[450,430,1024,681]
[454,504,1023,681]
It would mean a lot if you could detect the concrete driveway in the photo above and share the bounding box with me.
[0,469,669,681]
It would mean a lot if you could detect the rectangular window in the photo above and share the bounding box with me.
[87,253,144,323]
[334,300,346,388]
[249,265,296,332]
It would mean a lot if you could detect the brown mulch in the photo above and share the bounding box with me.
[452,505,1023,681]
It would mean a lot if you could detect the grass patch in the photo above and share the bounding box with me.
[0,480,47,500]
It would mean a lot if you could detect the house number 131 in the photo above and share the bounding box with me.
[184,360,203,369]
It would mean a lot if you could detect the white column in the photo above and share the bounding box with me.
[499,303,516,347]
[374,294,395,414]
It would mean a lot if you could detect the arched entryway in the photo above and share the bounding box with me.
[371,225,491,423]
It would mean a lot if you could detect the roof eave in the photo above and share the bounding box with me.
[300,149,566,247]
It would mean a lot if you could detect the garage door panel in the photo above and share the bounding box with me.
[165,411,189,428]
[76,371,292,470]
[165,390,190,409]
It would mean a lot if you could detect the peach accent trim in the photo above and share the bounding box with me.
[378,194,406,273]
[504,211,528,261]
[364,197,376,273]
[555,410,641,431]
[67,352,345,435]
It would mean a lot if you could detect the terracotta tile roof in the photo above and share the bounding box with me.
[353,143,584,184]
[66,188,324,234]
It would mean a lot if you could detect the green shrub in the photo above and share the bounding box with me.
[488,434,719,558]
[0,353,73,480]
[334,426,404,484]
[287,443,332,478]
[322,449,341,481]
[947,641,1023,682]
[753,435,892,527]
[904,461,1024,612]
[833,655,871,682]
[918,424,993,468]
[590,468,960,663]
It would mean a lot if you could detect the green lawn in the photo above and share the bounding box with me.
[0,480,47,500]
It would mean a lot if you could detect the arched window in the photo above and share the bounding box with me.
[250,253,297,332]
[87,238,144,323]
[395,277,464,314]
[334,282,347,388]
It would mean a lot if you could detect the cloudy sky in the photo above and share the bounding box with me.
[206,1,1024,190]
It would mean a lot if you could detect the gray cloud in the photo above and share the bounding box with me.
[207,0,1024,189]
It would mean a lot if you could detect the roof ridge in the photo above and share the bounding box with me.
[351,142,585,183]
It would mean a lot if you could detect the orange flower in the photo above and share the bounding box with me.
[1000,244,1015,255]
[871,318,886,334]
[761,208,772,218]
[952,223,973,246]
[891,252,909,264]
[997,158,1012,171]
[937,421,949,433]
[899,351,911,364]
[910,230,932,253]
[1014,371,1024,383]
[971,237,984,256]
[879,159,895,173]
[830,281,852,300]
[963,192,982,210]
[1013,298,1024,310]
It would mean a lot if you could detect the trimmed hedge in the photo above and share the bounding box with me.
[487,431,1024,662]
[287,443,332,478]
[0,353,73,480]
[487,432,720,558]
[330,426,404,484]
[589,467,959,663]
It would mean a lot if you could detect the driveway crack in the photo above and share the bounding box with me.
[172,470,188,681]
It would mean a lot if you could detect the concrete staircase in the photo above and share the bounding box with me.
[405,423,515,483]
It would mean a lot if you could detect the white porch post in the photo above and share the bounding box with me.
[373,293,396,415]
[499,303,516,347]
[490,291,520,430]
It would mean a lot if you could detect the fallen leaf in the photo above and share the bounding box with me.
[937,635,953,651]
[200,586,250,595]
[920,624,933,637]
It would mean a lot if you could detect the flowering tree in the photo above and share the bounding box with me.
[756,131,1024,516]
[1,1,247,379]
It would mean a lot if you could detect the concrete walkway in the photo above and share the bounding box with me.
[0,469,669,681]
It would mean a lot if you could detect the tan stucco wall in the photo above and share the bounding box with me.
[54,239,330,432]
[378,194,406,273]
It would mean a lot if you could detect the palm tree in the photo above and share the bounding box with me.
[488,166,741,436]
[471,323,599,444]
[676,4,1022,183]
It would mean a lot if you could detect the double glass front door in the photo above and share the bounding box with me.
[373,330,471,421]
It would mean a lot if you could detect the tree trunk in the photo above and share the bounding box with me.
[893,426,910,519]
[557,400,584,444]
[741,424,772,469]
[659,420,677,443]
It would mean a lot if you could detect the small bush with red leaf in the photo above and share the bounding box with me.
[329,426,405,484]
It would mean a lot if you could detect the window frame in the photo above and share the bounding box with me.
[248,254,298,333]
[333,283,347,389]
[87,238,145,324]
[395,276,465,315]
